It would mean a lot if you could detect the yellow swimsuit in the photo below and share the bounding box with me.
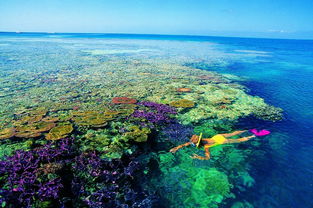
[208,134,227,147]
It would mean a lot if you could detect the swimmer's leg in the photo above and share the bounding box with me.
[227,135,255,143]
[204,145,211,159]
[220,130,247,138]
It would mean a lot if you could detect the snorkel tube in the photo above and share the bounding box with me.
[196,133,202,148]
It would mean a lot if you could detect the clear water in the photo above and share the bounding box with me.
[206,37,313,208]
[191,37,313,207]
[0,32,312,207]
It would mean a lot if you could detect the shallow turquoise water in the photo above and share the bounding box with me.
[1,33,313,207]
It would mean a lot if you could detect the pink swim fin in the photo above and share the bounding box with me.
[250,129,271,136]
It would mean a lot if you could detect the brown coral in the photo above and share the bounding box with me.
[0,128,16,139]
[42,116,59,123]
[15,125,36,132]
[19,115,43,124]
[112,97,137,104]
[45,124,73,140]
[169,99,195,108]
[124,126,151,142]
[219,105,228,109]
[72,111,110,128]
[33,121,56,133]
[29,108,47,117]
[104,110,122,116]
[13,120,56,139]
[104,109,134,117]
[15,131,41,138]
[212,97,233,105]
[177,88,192,92]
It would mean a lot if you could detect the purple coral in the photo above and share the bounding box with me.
[132,110,170,124]
[37,178,63,199]
[162,122,194,142]
[138,101,177,115]
[0,138,73,207]
[131,101,177,126]
[72,152,154,208]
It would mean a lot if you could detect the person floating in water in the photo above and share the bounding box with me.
[170,129,270,160]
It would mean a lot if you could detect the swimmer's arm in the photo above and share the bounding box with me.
[170,142,192,153]
[191,145,211,160]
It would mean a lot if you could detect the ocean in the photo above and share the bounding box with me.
[0,32,312,208]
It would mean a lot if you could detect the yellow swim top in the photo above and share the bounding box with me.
[210,134,226,147]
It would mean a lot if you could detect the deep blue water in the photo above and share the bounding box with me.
[1,32,313,207]
[206,38,313,208]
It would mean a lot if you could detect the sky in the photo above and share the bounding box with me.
[1,0,313,39]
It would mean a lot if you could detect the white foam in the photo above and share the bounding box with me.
[234,49,270,54]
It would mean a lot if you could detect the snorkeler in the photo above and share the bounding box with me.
[170,129,270,160]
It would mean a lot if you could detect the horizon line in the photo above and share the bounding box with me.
[1,31,313,41]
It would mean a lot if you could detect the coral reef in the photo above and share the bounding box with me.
[253,105,283,121]
[112,97,137,104]
[177,88,192,92]
[72,152,154,208]
[45,124,73,140]
[193,119,234,137]
[0,38,284,207]
[124,125,151,142]
[169,99,195,108]
[0,138,73,207]
[161,122,194,142]
[0,128,15,139]
[72,112,109,128]
[131,101,177,127]
[152,149,233,208]
[0,140,33,159]
[0,138,154,207]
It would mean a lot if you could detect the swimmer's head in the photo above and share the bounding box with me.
[190,135,200,144]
